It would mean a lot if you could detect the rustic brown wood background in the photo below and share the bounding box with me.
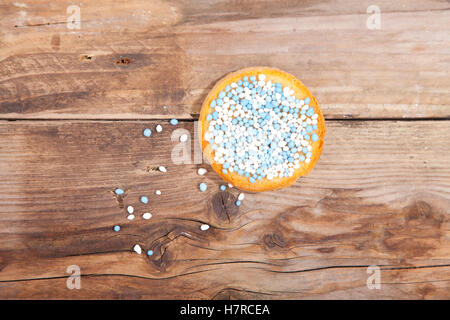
[0,0,449,299]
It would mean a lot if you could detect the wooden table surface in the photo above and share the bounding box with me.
[0,0,449,299]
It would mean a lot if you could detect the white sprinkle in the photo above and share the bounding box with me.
[238,193,245,201]
[133,244,142,254]
[142,212,152,220]
[127,205,134,214]
[228,183,233,188]
[155,190,161,195]
[180,134,188,142]
[258,74,266,81]
[158,166,167,172]
[155,124,162,132]
[127,214,135,220]
[198,168,207,175]
[200,224,210,231]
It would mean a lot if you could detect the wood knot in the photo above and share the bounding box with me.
[79,54,94,62]
[263,233,286,249]
[317,247,335,253]
[382,200,444,258]
[115,57,131,65]
[145,166,161,172]
[405,201,443,227]
[150,245,172,272]
[211,191,239,222]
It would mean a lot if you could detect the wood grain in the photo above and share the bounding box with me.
[0,0,449,119]
[0,120,449,299]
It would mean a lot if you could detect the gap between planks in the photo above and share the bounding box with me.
[1,117,450,122]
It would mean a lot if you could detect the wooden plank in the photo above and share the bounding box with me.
[0,120,449,299]
[0,0,449,119]
[1,266,450,299]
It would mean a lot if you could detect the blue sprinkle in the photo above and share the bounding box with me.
[114,188,124,195]
[206,114,212,121]
[311,133,319,141]
[235,200,242,206]
[304,97,311,104]
[219,91,226,98]
[147,250,153,256]
[306,152,312,158]
[113,225,120,232]
[220,185,226,191]
[170,119,178,125]
[249,177,256,183]
[299,155,306,161]
[222,168,228,174]
[225,85,231,92]
[143,128,152,137]
[140,196,149,204]
[210,100,216,108]
[199,182,207,192]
